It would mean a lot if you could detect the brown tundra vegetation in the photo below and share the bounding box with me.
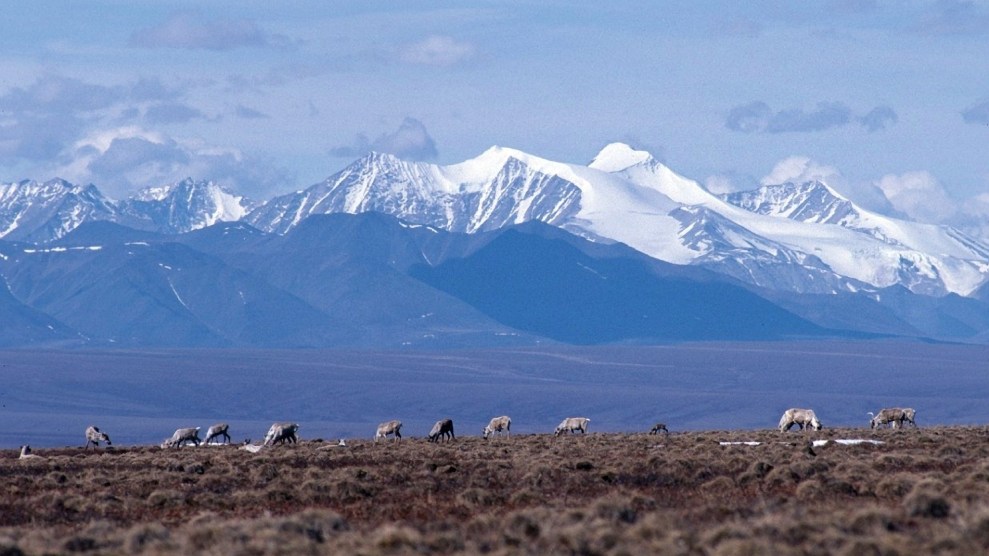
[2,427,989,554]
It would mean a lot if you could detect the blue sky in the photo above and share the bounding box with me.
[2,1,989,236]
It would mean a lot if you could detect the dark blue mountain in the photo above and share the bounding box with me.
[0,212,986,347]
[214,213,536,347]
[408,228,832,343]
[48,220,165,246]
[0,238,340,347]
[0,245,77,346]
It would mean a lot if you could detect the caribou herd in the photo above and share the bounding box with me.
[11,405,923,457]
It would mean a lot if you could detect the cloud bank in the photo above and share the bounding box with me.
[330,118,439,161]
[0,74,289,198]
[130,12,286,51]
[55,127,291,200]
[874,171,958,224]
[0,75,177,163]
[726,101,897,133]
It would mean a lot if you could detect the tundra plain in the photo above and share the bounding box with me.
[1,341,988,449]
[3,427,989,554]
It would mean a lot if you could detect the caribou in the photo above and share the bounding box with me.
[555,417,590,436]
[649,423,670,435]
[869,408,918,429]
[483,416,512,440]
[161,427,202,448]
[204,423,232,445]
[263,423,299,446]
[375,420,403,442]
[778,408,823,432]
[84,426,111,450]
[427,419,455,443]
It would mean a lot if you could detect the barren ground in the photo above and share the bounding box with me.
[3,427,989,554]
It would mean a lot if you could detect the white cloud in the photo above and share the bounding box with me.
[703,173,760,195]
[330,117,438,161]
[52,127,291,199]
[704,175,738,195]
[400,36,475,66]
[761,156,841,186]
[726,101,895,134]
[874,171,957,224]
[951,192,989,239]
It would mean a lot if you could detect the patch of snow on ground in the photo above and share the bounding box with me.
[812,439,885,447]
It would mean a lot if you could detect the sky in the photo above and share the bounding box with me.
[2,1,989,237]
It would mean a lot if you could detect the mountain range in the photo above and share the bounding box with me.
[0,143,988,347]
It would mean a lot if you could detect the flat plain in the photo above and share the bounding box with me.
[1,341,988,448]
[3,427,989,554]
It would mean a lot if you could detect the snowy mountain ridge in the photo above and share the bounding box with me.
[0,178,254,240]
[244,143,989,297]
[121,178,255,234]
[720,181,860,226]
[0,178,119,243]
[2,143,988,298]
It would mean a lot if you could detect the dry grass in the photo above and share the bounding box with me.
[2,427,989,554]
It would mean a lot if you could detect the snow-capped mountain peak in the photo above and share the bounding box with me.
[720,180,860,226]
[588,142,655,173]
[121,178,255,233]
[134,183,174,202]
[0,178,119,241]
[594,148,718,207]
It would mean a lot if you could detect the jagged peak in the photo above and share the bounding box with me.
[778,179,849,202]
[727,179,851,204]
[45,177,76,188]
[353,150,433,170]
[133,178,235,202]
[3,177,73,190]
[0,177,97,197]
[361,150,401,163]
[720,179,865,228]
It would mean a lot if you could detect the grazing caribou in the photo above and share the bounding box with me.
[84,426,111,450]
[263,423,299,446]
[427,419,455,443]
[555,417,590,436]
[375,420,403,442]
[161,427,202,448]
[778,408,822,432]
[483,416,512,440]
